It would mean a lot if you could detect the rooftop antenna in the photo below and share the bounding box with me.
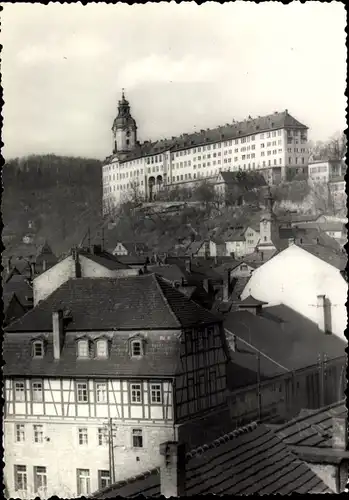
[88,227,91,251]
[102,227,105,251]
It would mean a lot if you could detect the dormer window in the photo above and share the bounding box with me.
[130,338,144,358]
[32,340,44,359]
[96,339,108,359]
[77,339,89,359]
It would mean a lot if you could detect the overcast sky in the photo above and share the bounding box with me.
[2,2,346,160]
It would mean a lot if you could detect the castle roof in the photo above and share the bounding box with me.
[107,110,307,164]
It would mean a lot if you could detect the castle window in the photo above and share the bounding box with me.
[96,339,108,359]
[77,339,89,359]
[32,340,44,359]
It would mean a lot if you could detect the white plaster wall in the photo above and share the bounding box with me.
[241,245,347,340]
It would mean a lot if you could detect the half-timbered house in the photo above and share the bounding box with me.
[3,273,230,498]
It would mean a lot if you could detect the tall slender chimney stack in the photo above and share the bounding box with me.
[317,295,331,333]
[185,258,191,274]
[159,441,186,498]
[52,310,64,360]
[223,268,232,302]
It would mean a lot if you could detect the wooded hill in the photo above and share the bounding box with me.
[2,155,103,258]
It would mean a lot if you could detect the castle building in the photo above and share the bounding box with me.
[102,92,309,212]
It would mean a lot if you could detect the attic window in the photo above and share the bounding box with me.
[96,339,108,359]
[130,339,143,357]
[77,339,89,359]
[32,340,44,359]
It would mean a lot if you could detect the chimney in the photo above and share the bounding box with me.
[30,262,36,279]
[288,238,295,247]
[6,256,12,274]
[71,248,82,278]
[317,295,331,333]
[223,268,232,302]
[42,259,47,272]
[92,244,102,255]
[52,310,64,360]
[231,334,237,352]
[332,417,347,450]
[185,258,191,274]
[159,441,186,498]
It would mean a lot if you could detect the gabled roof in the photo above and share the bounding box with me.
[185,240,206,255]
[6,274,221,333]
[274,400,346,450]
[92,422,330,497]
[81,250,133,271]
[238,295,268,306]
[147,264,186,283]
[114,241,149,254]
[3,273,33,307]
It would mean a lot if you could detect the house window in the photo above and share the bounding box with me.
[150,383,162,404]
[34,466,47,492]
[132,428,143,448]
[15,424,25,442]
[76,382,88,403]
[96,339,108,358]
[32,340,44,358]
[77,339,89,359]
[32,381,43,402]
[77,469,90,496]
[33,424,44,443]
[130,383,142,403]
[15,381,25,401]
[14,465,27,491]
[78,427,88,445]
[131,339,143,357]
[97,427,108,446]
[98,470,111,490]
[96,382,107,403]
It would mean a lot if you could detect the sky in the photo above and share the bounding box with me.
[2,2,347,160]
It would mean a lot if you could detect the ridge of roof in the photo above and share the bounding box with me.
[113,110,307,164]
[153,274,182,327]
[185,421,258,460]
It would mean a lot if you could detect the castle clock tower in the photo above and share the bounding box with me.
[112,90,137,157]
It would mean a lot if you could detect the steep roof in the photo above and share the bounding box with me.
[224,306,346,373]
[6,274,221,333]
[274,400,346,450]
[238,295,268,306]
[3,329,181,379]
[92,422,330,497]
[147,264,187,283]
[3,273,33,307]
[111,110,307,164]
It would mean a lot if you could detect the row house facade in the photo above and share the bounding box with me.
[3,273,231,498]
[102,92,309,211]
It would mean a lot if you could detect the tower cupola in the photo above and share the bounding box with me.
[112,90,137,155]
